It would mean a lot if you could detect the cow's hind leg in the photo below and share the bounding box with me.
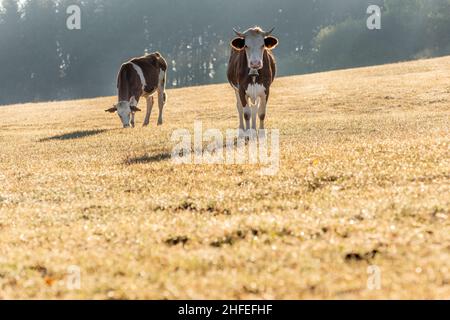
[131,113,136,128]
[157,90,165,126]
[157,70,167,126]
[143,96,154,127]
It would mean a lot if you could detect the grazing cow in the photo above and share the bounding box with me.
[227,27,279,136]
[106,52,168,128]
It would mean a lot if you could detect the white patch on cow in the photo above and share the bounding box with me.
[130,62,147,91]
[244,33,266,69]
[246,83,266,106]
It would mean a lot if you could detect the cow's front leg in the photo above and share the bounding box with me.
[129,96,139,128]
[131,112,136,128]
[143,96,154,127]
[239,90,251,134]
[258,91,269,139]
[243,104,251,132]
[244,105,257,140]
[251,105,257,130]
[258,96,267,137]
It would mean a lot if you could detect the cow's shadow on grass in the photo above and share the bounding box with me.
[39,129,108,142]
[125,152,172,165]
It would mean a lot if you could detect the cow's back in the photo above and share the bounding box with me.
[130,53,167,94]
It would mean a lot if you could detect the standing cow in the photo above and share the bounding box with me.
[106,52,168,128]
[227,27,279,136]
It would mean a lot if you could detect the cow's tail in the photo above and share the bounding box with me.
[154,52,168,72]
[155,53,168,104]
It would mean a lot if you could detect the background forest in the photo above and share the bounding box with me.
[1,0,450,105]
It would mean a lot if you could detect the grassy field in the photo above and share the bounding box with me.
[0,56,449,300]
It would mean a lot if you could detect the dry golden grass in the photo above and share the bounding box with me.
[0,56,449,300]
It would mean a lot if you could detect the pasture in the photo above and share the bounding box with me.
[0,56,449,299]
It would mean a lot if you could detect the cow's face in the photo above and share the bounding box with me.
[105,98,141,128]
[116,101,133,128]
[231,27,279,71]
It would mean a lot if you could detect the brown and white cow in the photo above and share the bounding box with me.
[106,52,168,128]
[227,27,278,136]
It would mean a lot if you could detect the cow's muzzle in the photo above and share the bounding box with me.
[249,68,259,76]
[250,60,263,69]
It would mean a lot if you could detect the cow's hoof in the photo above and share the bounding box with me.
[258,129,267,140]
[157,121,163,126]
[143,123,149,127]
[248,129,257,141]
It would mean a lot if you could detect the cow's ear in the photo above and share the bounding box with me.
[265,36,279,49]
[131,106,142,112]
[105,106,117,113]
[231,37,245,50]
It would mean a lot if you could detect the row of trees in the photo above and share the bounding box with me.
[0,0,449,105]
[313,0,450,70]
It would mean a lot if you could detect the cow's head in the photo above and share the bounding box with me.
[231,27,279,72]
[105,97,141,128]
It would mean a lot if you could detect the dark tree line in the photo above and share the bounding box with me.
[0,0,449,105]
